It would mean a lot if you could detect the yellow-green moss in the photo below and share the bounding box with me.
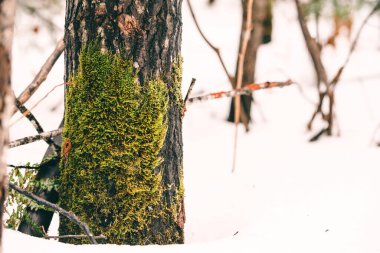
[169,57,184,110]
[59,45,175,244]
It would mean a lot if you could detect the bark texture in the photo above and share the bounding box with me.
[0,0,15,249]
[228,0,272,125]
[61,0,184,245]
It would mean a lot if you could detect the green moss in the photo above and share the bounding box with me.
[169,57,184,110]
[59,45,175,245]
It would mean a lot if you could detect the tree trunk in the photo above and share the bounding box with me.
[0,0,16,249]
[60,0,184,245]
[228,0,271,126]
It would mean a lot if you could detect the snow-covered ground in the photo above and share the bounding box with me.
[4,0,380,252]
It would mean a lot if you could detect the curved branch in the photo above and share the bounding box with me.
[13,39,64,115]
[186,0,234,84]
[14,98,60,152]
[9,183,97,244]
[331,3,380,87]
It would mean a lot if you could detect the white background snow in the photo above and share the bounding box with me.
[4,0,380,252]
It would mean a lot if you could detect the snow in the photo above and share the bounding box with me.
[4,0,380,252]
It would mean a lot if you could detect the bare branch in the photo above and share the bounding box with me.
[9,183,98,244]
[294,0,329,86]
[187,80,293,104]
[295,0,333,134]
[7,164,39,169]
[186,0,234,84]
[183,78,197,117]
[184,78,197,104]
[14,98,44,133]
[9,128,62,149]
[14,98,60,152]
[11,82,68,127]
[330,3,379,87]
[297,0,379,135]
[13,39,64,115]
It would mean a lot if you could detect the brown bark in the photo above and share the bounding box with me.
[228,0,270,127]
[63,0,184,244]
[0,0,15,248]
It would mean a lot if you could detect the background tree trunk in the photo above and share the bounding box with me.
[17,128,62,236]
[228,0,272,126]
[60,0,184,245]
[0,0,16,249]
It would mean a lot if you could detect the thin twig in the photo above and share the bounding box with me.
[187,80,293,104]
[13,39,65,115]
[7,164,40,169]
[183,78,197,117]
[186,0,234,84]
[233,0,254,173]
[184,78,197,104]
[9,183,97,244]
[9,128,63,149]
[45,235,106,240]
[330,3,380,87]
[11,82,68,127]
[15,98,43,133]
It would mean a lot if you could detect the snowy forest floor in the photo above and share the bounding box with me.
[4,0,380,252]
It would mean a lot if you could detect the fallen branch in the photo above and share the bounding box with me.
[186,0,234,84]
[13,39,65,115]
[9,183,98,244]
[187,80,293,104]
[45,235,106,240]
[9,128,63,149]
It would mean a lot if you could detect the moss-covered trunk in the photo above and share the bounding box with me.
[60,0,184,245]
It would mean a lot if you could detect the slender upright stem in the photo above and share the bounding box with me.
[232,0,254,173]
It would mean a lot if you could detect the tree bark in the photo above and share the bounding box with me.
[61,0,184,245]
[228,0,271,126]
[0,0,16,249]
